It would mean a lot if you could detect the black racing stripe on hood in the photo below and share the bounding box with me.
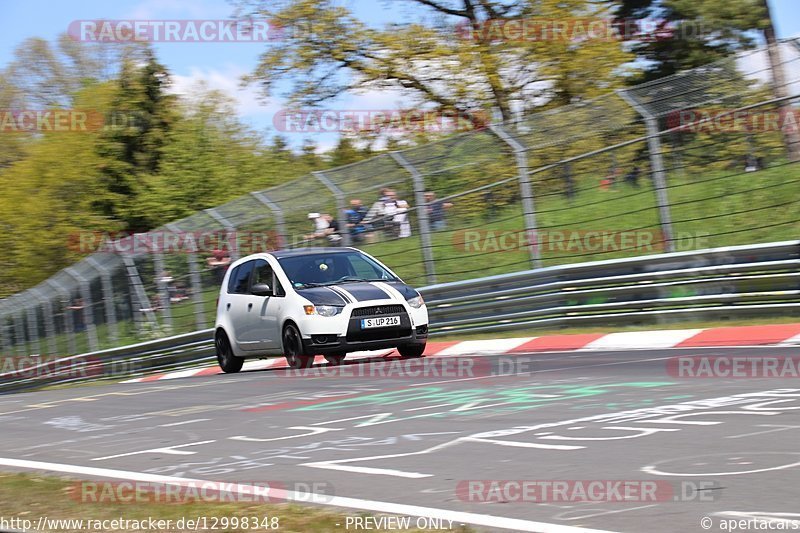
[295,287,348,306]
[384,282,419,300]
[327,285,354,303]
[338,283,390,302]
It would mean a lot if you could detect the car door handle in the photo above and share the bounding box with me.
[248,303,253,310]
[226,303,230,310]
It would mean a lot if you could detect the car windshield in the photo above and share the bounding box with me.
[278,251,398,289]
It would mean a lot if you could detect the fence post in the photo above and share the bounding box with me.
[389,151,437,284]
[13,306,26,356]
[168,223,206,330]
[86,256,119,343]
[617,89,675,252]
[488,124,542,268]
[0,310,10,356]
[312,171,350,246]
[30,288,57,356]
[46,279,76,355]
[22,293,41,356]
[65,267,99,352]
[251,191,288,250]
[205,208,240,260]
[152,251,173,331]
[120,252,158,335]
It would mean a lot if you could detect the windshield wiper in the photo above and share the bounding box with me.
[334,277,397,284]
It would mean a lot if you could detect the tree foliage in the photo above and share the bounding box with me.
[239,0,634,121]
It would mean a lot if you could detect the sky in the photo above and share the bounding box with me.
[1,0,798,152]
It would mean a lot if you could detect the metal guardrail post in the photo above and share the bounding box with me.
[389,151,437,284]
[617,89,675,252]
[205,208,240,260]
[152,251,173,331]
[251,191,288,250]
[86,257,119,343]
[46,279,76,354]
[30,288,57,356]
[312,171,350,246]
[65,267,99,352]
[488,124,542,268]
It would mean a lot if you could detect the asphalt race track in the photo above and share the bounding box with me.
[2,346,800,532]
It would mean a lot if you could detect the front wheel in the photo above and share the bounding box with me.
[398,343,426,358]
[283,324,314,369]
[216,332,244,373]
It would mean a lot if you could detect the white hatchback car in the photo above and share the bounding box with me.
[214,247,429,372]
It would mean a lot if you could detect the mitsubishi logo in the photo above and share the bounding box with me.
[375,307,383,314]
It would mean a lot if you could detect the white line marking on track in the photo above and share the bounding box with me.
[0,457,612,533]
[158,419,211,427]
[91,440,215,461]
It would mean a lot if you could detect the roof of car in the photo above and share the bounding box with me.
[269,247,358,259]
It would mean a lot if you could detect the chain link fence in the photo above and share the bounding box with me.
[2,40,799,356]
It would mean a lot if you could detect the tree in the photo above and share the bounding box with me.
[240,0,633,122]
[759,0,800,161]
[615,0,766,81]
[94,48,178,231]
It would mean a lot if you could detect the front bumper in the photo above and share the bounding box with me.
[298,300,429,354]
[301,325,428,354]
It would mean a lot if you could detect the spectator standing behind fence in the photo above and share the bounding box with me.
[364,188,399,239]
[306,213,342,245]
[207,249,231,284]
[424,191,452,230]
[345,199,368,242]
[395,200,412,238]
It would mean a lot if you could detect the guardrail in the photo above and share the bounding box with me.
[421,240,800,335]
[1,240,798,393]
[0,329,214,394]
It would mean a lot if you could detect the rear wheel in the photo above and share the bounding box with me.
[324,352,346,365]
[398,343,426,358]
[283,324,314,369]
[216,332,244,373]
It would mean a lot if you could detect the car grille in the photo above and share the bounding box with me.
[346,306,412,343]
[351,305,405,317]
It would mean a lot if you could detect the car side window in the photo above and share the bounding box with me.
[226,265,240,294]
[232,261,255,294]
[252,260,274,295]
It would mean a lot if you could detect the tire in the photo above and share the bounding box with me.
[283,324,314,369]
[324,353,346,365]
[216,332,244,373]
[398,343,426,358]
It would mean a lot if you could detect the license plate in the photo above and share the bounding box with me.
[360,316,401,329]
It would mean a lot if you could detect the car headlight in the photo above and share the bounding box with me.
[303,305,342,317]
[406,295,424,309]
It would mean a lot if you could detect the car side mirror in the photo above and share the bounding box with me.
[251,283,272,297]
